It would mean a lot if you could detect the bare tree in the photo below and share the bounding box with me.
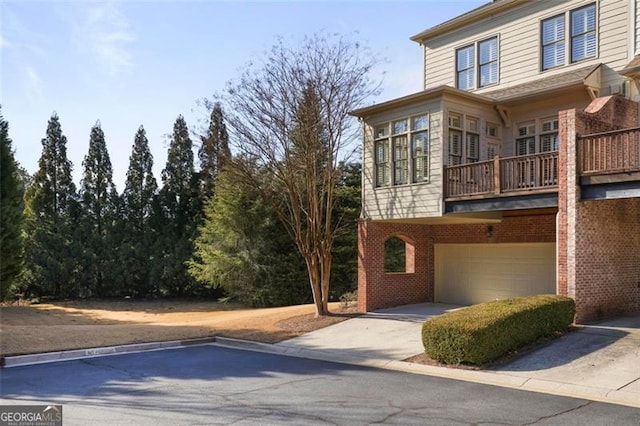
[222,33,380,316]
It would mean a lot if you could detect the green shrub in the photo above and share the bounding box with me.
[422,295,575,365]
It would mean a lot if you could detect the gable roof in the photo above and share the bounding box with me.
[410,0,529,44]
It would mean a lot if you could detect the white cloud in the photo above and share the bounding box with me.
[26,66,42,102]
[74,2,136,76]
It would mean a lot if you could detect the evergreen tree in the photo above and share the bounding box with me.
[153,115,202,296]
[0,109,25,300]
[121,126,158,296]
[198,102,230,199]
[189,166,308,307]
[23,113,79,298]
[330,162,361,299]
[78,121,118,297]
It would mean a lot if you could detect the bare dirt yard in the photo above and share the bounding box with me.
[0,299,359,356]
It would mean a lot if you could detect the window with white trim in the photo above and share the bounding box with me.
[448,113,463,166]
[516,123,536,156]
[540,118,559,152]
[411,115,429,182]
[466,117,480,163]
[571,4,596,63]
[456,36,499,90]
[541,3,596,71]
[374,126,389,187]
[374,114,430,186]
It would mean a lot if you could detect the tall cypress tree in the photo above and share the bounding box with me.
[121,126,158,296]
[0,109,24,300]
[79,121,118,296]
[23,113,79,298]
[199,102,230,199]
[153,115,202,296]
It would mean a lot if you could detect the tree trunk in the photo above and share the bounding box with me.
[305,255,328,317]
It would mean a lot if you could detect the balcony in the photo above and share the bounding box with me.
[445,152,559,200]
[578,127,640,182]
[444,127,640,203]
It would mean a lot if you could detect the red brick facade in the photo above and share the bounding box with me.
[359,96,640,322]
[558,96,640,321]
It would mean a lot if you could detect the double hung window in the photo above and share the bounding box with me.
[541,3,596,70]
[456,36,498,90]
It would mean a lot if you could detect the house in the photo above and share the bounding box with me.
[350,0,640,322]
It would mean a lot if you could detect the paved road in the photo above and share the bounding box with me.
[1,345,639,425]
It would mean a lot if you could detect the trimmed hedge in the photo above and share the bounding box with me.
[422,295,575,365]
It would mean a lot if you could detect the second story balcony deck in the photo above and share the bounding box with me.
[444,127,640,211]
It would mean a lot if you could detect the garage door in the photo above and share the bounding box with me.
[434,243,556,305]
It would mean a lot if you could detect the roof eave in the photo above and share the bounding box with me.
[410,0,528,44]
[349,86,493,119]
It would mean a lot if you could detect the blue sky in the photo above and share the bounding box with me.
[2,0,485,190]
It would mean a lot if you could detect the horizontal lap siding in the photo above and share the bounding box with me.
[363,104,443,220]
[422,0,631,93]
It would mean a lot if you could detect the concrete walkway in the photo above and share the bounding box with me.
[254,303,640,408]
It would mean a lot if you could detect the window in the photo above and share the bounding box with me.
[374,126,389,187]
[540,118,559,152]
[448,113,463,166]
[541,3,596,71]
[478,37,498,87]
[456,36,499,90]
[466,117,480,163]
[456,45,475,90]
[541,15,565,70]
[571,4,596,63]
[393,135,409,185]
[411,115,429,182]
[516,123,536,156]
[486,122,500,138]
[374,114,430,186]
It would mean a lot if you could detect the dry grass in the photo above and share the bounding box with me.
[0,299,360,356]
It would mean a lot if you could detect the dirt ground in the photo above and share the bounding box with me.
[0,299,360,356]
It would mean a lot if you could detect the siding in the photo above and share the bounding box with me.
[362,99,443,221]
[422,0,632,96]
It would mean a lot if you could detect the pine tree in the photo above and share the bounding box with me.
[121,126,158,296]
[78,121,118,297]
[153,115,202,296]
[0,109,25,300]
[23,113,79,298]
[189,166,308,307]
[199,102,230,199]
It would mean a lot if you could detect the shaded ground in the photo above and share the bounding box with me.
[0,299,359,356]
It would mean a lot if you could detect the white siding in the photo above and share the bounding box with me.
[362,100,444,221]
[422,0,632,95]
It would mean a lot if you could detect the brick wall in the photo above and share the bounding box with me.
[558,95,640,322]
[573,198,640,320]
[357,219,431,312]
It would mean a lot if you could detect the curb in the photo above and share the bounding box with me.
[2,336,638,409]
[1,337,217,368]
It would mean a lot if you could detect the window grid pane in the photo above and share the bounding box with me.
[393,136,408,185]
[412,131,429,182]
[375,140,389,186]
[456,45,475,90]
[542,15,565,70]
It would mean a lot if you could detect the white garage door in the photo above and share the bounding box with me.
[434,243,556,305]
